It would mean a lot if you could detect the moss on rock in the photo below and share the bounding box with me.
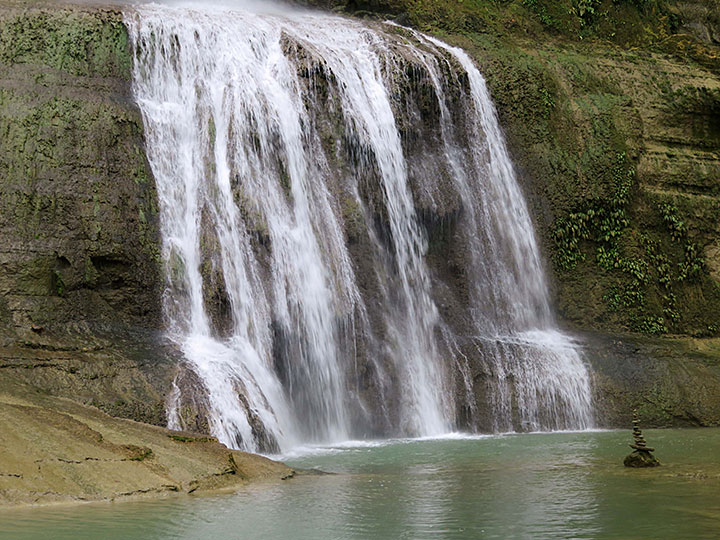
[0,3,167,424]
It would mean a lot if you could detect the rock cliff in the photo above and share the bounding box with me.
[0,0,718,439]
[298,0,720,427]
[0,2,170,425]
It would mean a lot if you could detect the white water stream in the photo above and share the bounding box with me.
[126,1,592,452]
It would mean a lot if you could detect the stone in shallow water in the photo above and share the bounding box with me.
[624,450,661,468]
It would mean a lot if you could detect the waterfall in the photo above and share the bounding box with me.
[125,2,592,453]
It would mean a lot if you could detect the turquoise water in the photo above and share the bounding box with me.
[2,429,719,539]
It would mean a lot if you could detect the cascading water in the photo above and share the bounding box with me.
[125,1,592,453]
[409,31,593,432]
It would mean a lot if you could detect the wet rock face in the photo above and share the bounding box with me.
[585,332,720,428]
[0,5,169,423]
[0,0,718,441]
[673,0,720,45]
[0,7,161,333]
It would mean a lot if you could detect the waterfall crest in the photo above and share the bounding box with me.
[126,3,592,452]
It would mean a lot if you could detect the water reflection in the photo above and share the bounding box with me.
[2,430,720,540]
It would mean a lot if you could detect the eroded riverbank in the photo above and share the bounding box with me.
[0,380,294,508]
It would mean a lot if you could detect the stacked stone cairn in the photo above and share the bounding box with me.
[623,410,660,468]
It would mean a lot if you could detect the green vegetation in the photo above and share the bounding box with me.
[0,9,131,78]
[168,435,216,443]
[126,446,153,461]
[553,152,634,272]
[321,0,716,63]
[314,0,720,336]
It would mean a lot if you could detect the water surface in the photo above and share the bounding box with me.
[2,429,719,539]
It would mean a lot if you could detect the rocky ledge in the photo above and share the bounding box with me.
[0,379,295,508]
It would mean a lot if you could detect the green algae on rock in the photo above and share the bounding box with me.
[625,451,662,467]
[0,3,168,426]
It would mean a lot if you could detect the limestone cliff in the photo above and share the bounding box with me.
[0,2,170,425]
[301,0,720,339]
[299,0,720,427]
[0,0,718,435]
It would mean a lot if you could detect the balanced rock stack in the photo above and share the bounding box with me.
[624,410,660,468]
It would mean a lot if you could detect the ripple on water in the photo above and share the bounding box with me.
[2,430,720,540]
